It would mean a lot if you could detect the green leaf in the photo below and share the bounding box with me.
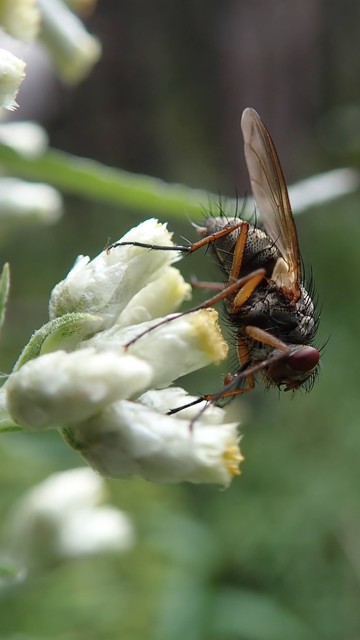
[0,262,10,334]
[13,312,104,371]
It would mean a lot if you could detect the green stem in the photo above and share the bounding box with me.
[0,144,242,219]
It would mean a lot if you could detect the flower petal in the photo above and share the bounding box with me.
[116,266,191,327]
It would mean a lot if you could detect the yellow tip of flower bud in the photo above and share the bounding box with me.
[190,309,228,364]
[223,444,244,477]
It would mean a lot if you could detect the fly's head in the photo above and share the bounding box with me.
[265,286,320,391]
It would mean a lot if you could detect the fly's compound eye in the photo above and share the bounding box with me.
[267,345,320,389]
[288,346,320,373]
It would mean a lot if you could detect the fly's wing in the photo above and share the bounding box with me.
[241,107,301,300]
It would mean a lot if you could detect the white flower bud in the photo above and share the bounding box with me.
[6,348,153,429]
[4,468,135,570]
[85,308,228,389]
[139,387,228,425]
[67,398,243,486]
[38,0,101,84]
[0,48,26,111]
[0,0,40,41]
[49,219,179,324]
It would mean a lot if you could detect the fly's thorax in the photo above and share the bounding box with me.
[231,282,316,345]
[200,217,279,277]
[266,284,317,345]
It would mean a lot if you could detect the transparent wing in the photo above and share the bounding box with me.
[241,107,301,298]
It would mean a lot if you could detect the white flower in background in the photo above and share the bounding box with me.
[288,168,360,213]
[0,121,48,158]
[0,0,40,41]
[38,0,101,84]
[0,125,63,231]
[3,468,135,571]
[0,48,26,110]
[5,219,243,485]
[0,178,63,228]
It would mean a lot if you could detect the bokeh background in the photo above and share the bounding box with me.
[1,1,360,639]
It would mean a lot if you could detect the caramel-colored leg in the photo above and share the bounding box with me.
[214,222,265,311]
[231,272,265,311]
[168,325,294,420]
[191,280,225,291]
[244,325,289,352]
[204,326,292,404]
[229,222,249,282]
[217,337,255,398]
[124,268,265,348]
[108,220,244,255]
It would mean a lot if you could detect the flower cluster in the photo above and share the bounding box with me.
[4,219,243,486]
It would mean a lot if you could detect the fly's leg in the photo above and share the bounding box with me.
[228,221,249,282]
[170,328,292,418]
[189,222,252,294]
[108,218,265,349]
[244,326,290,352]
[200,327,292,407]
[108,220,245,256]
[190,279,226,291]
[166,328,293,423]
[189,221,265,313]
[167,335,255,419]
[124,268,265,348]
[109,221,255,348]
[222,337,255,395]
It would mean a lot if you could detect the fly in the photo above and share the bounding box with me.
[109,107,321,411]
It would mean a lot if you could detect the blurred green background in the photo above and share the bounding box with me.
[1,2,360,639]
